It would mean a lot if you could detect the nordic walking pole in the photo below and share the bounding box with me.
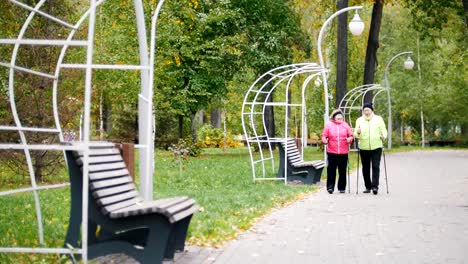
[356,126,361,195]
[382,147,389,194]
[356,147,360,194]
[346,143,351,193]
[346,152,351,193]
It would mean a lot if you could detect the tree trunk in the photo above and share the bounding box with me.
[463,0,468,28]
[336,0,348,108]
[33,151,46,183]
[210,108,222,128]
[264,93,275,149]
[363,0,384,103]
[190,112,198,142]
[178,115,183,139]
[461,123,468,141]
[104,103,111,135]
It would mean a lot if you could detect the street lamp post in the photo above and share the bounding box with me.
[317,6,364,161]
[317,6,364,126]
[384,51,414,149]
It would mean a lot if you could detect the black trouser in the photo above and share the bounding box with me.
[359,148,382,190]
[327,153,348,191]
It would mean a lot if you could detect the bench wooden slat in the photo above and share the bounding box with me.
[155,197,190,211]
[102,197,142,214]
[289,155,302,161]
[90,176,133,190]
[287,151,300,156]
[288,153,302,159]
[169,205,199,223]
[88,161,127,172]
[92,183,136,198]
[289,158,302,164]
[164,199,196,215]
[76,155,123,166]
[293,161,325,169]
[97,190,139,207]
[77,148,121,157]
[283,148,298,152]
[108,197,190,219]
[109,203,159,219]
[89,168,129,181]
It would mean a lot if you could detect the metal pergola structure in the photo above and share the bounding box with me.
[0,0,168,262]
[241,63,324,183]
[241,6,364,183]
[338,84,388,150]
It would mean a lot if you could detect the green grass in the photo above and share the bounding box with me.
[0,147,318,262]
[152,147,318,246]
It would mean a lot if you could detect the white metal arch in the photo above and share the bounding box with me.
[0,0,166,262]
[241,63,324,183]
[338,84,388,150]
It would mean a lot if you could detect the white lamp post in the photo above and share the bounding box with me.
[318,6,364,124]
[317,6,364,160]
[384,51,414,149]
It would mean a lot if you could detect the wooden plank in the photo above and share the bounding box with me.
[75,155,122,166]
[88,161,127,172]
[96,190,139,206]
[169,205,199,223]
[164,199,195,215]
[90,176,133,190]
[78,148,120,157]
[89,168,129,181]
[102,197,142,214]
[92,183,136,198]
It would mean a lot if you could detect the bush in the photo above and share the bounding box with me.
[168,138,202,158]
[196,124,243,148]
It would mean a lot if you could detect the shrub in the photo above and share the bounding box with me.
[196,124,243,148]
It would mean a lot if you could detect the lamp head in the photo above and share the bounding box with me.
[404,56,415,70]
[349,13,365,36]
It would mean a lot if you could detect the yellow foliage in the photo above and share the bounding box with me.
[174,55,181,66]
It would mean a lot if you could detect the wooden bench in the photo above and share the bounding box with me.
[277,139,325,184]
[64,142,198,263]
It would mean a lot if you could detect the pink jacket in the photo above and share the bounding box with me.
[321,120,353,154]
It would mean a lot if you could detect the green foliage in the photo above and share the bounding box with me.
[403,0,466,39]
[169,138,202,158]
[380,2,467,143]
[196,124,243,148]
[153,0,311,140]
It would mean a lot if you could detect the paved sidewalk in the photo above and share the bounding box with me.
[97,150,468,263]
[173,150,468,264]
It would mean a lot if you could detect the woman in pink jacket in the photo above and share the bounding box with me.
[322,109,353,194]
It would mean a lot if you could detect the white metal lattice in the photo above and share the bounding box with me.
[241,63,325,183]
[338,84,388,150]
[0,0,167,262]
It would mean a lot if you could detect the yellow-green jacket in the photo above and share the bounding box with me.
[353,114,388,150]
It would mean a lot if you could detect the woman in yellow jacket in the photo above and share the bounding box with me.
[354,103,387,195]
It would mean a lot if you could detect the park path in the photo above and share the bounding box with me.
[171,150,468,264]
